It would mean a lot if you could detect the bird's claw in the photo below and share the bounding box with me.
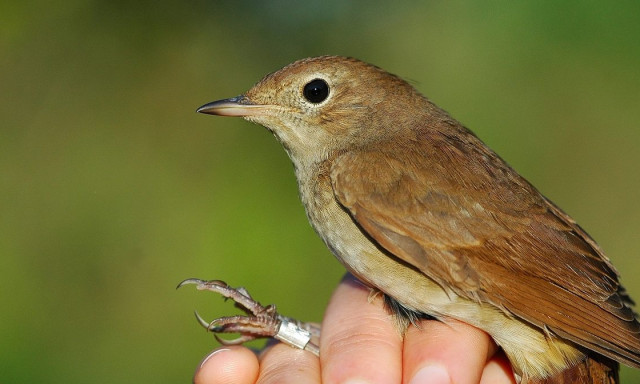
[179,278,321,355]
[178,278,272,317]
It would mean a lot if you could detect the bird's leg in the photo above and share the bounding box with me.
[178,278,321,355]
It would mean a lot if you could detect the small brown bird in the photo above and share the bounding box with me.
[192,56,640,382]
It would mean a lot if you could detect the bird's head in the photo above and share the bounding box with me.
[198,56,434,166]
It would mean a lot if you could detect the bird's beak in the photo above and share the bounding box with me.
[196,96,268,117]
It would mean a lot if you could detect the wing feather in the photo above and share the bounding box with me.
[330,126,640,367]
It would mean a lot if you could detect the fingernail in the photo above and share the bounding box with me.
[409,364,451,384]
[343,379,371,384]
[199,348,231,369]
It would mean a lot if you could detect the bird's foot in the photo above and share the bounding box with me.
[178,278,320,355]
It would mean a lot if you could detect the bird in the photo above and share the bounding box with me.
[191,56,640,382]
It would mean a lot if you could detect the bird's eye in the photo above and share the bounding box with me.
[303,79,329,104]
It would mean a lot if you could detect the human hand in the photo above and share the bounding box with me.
[193,273,516,384]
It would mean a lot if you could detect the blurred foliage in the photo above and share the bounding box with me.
[1,1,639,382]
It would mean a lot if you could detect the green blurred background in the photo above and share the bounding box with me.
[2,1,639,382]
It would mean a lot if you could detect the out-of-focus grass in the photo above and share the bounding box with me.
[1,1,639,382]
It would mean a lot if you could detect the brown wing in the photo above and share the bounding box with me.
[330,125,640,368]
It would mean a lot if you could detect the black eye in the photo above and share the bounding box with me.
[303,79,329,103]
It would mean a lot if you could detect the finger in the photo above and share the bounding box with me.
[194,346,259,384]
[480,350,516,384]
[403,318,499,384]
[255,342,320,384]
[321,273,403,384]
